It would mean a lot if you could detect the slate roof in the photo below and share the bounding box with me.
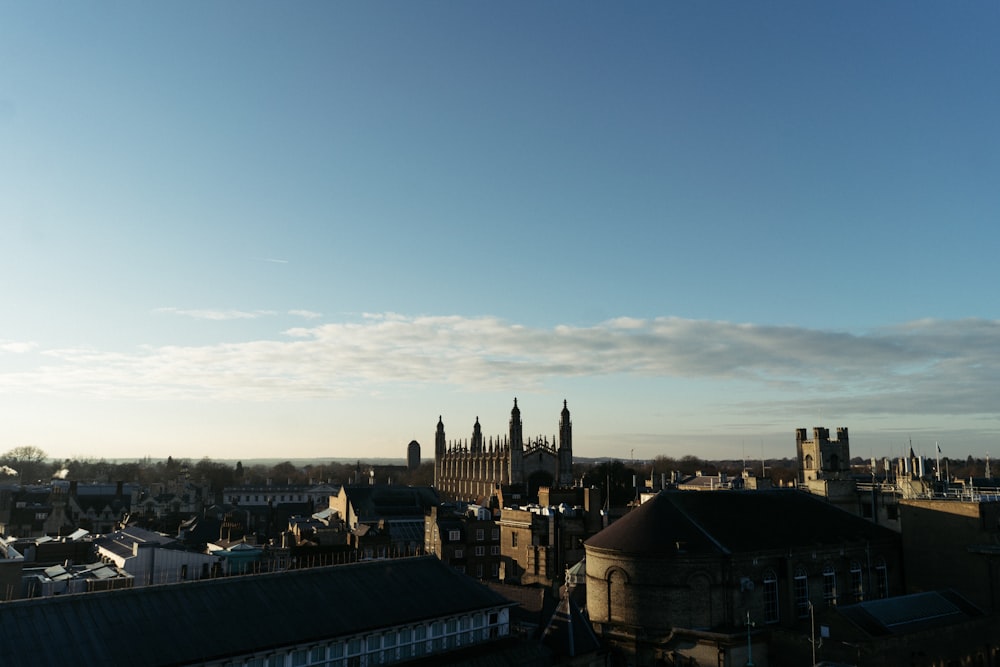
[539,590,602,658]
[0,556,513,667]
[838,589,983,637]
[94,526,181,559]
[342,485,441,521]
[585,490,898,556]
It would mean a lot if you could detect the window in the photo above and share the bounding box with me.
[511,532,518,548]
[491,563,499,578]
[823,564,837,607]
[398,628,413,659]
[366,635,382,664]
[794,566,810,618]
[291,649,307,667]
[476,528,485,541]
[309,645,326,663]
[492,528,499,540]
[432,621,444,652]
[490,546,500,556]
[804,454,813,469]
[850,561,864,602]
[382,630,397,663]
[414,625,427,656]
[875,558,889,598]
[476,564,483,578]
[475,546,485,556]
[763,570,779,623]
[266,656,283,667]
[454,548,464,559]
[448,529,460,541]
[329,643,344,665]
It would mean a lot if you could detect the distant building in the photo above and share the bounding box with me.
[435,399,574,503]
[328,484,439,556]
[94,526,221,587]
[407,440,421,471]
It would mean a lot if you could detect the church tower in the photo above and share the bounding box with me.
[434,416,446,488]
[471,417,483,453]
[558,399,573,486]
[509,398,524,484]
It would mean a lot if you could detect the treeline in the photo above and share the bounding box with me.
[3,445,993,494]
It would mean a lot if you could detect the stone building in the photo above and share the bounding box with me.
[898,496,1000,613]
[584,489,903,666]
[425,504,501,580]
[434,399,573,503]
[796,426,851,482]
[499,486,603,588]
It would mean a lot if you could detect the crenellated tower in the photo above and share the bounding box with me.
[796,426,851,483]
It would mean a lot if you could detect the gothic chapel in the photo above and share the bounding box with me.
[433,399,574,502]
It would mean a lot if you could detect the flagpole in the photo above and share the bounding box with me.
[935,442,941,482]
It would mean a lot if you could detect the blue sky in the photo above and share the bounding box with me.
[1,2,999,464]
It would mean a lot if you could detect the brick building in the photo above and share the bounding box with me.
[584,490,904,666]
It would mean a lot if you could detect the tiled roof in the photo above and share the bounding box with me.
[0,556,512,666]
[585,490,898,556]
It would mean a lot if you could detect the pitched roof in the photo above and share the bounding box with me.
[0,556,512,666]
[539,589,602,658]
[585,490,898,556]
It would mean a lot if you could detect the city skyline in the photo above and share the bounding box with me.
[2,3,999,462]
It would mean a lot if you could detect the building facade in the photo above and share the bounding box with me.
[434,399,573,502]
[584,490,904,666]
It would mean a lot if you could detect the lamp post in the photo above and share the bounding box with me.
[744,610,755,666]
[809,601,819,667]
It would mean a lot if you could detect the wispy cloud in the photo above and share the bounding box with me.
[1,315,998,421]
[289,310,322,320]
[155,307,277,321]
[0,340,38,354]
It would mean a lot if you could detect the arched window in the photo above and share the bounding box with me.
[850,560,864,602]
[763,569,779,623]
[875,557,889,599]
[607,569,628,623]
[804,454,814,469]
[822,563,837,606]
[794,566,810,618]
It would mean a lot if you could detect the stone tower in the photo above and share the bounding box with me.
[434,416,446,487]
[557,399,573,486]
[796,426,851,482]
[471,417,483,453]
[509,398,524,484]
[407,440,420,471]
